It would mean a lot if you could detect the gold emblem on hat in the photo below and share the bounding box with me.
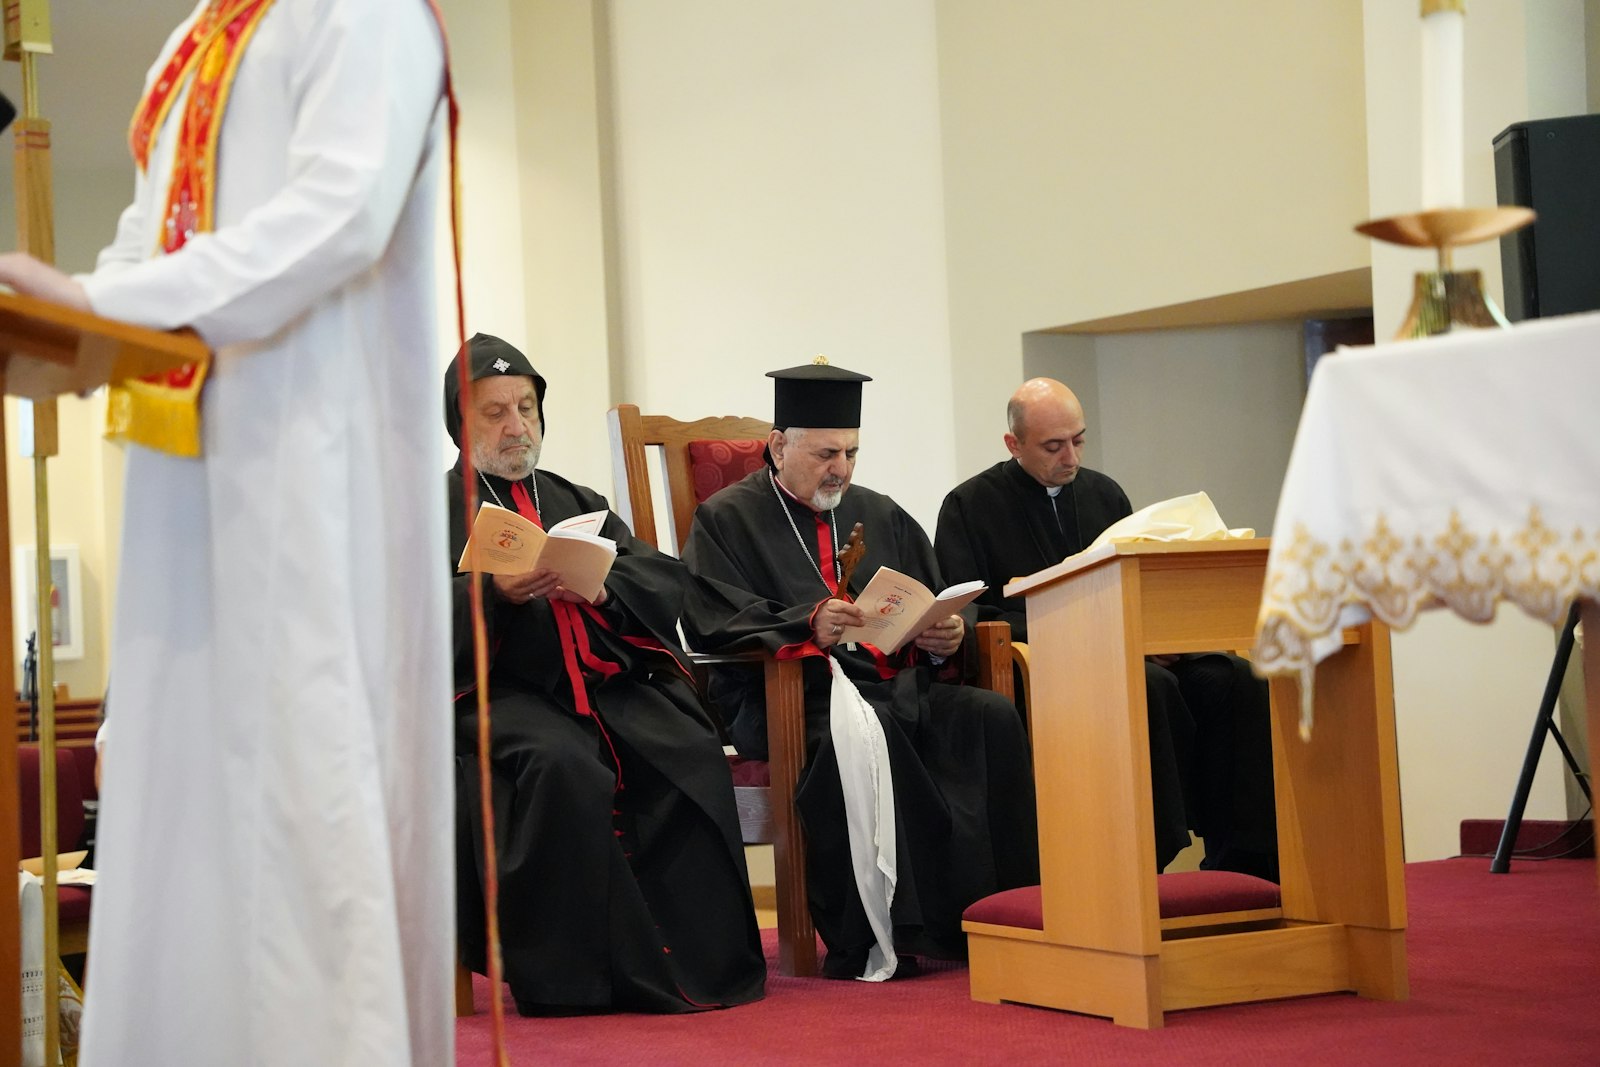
[812,354,829,365]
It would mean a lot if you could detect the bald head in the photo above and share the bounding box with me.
[1005,378,1086,488]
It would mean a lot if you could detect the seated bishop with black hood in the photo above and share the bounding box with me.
[444,333,764,1016]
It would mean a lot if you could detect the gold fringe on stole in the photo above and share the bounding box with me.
[104,356,210,458]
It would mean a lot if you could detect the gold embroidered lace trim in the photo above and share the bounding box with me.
[1255,505,1599,680]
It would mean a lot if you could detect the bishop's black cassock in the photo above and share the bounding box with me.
[682,469,1041,977]
[450,464,766,1013]
[936,459,1278,876]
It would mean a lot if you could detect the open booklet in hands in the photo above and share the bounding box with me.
[456,503,617,603]
[836,566,986,654]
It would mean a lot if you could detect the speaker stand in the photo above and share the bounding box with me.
[1490,603,1593,873]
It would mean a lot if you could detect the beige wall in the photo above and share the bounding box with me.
[604,0,957,528]
[1022,323,1307,535]
[1591,0,1600,111]
[499,0,617,491]
[935,1,1371,478]
[3,396,116,698]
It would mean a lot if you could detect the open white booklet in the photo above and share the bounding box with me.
[456,503,617,602]
[837,566,986,654]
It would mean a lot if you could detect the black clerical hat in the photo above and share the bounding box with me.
[442,333,547,445]
[768,358,872,430]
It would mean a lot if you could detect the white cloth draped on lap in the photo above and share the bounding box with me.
[827,656,899,982]
[75,2,453,1063]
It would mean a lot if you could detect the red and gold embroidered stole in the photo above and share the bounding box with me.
[105,0,277,457]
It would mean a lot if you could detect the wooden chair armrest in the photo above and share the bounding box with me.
[762,654,816,975]
[974,620,1014,701]
[1010,641,1032,735]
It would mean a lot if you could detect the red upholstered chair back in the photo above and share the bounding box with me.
[606,404,772,555]
[687,439,768,505]
[17,743,86,859]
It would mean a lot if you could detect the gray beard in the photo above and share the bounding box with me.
[811,486,845,511]
[474,439,541,482]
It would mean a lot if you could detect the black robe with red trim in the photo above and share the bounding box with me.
[680,468,1040,977]
[449,462,764,1013]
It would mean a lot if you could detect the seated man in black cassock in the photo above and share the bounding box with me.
[445,333,765,1015]
[935,377,1278,879]
[681,360,1040,981]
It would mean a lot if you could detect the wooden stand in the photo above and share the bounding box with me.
[964,539,1407,1028]
[0,290,206,1061]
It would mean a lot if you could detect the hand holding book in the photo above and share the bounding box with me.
[457,502,617,603]
[491,567,609,607]
[835,567,986,654]
[814,597,867,649]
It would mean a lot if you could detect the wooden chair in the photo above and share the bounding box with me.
[606,402,1014,978]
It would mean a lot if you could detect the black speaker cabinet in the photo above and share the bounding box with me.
[1493,113,1600,322]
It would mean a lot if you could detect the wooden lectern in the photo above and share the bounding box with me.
[0,289,206,1062]
[963,539,1408,1028]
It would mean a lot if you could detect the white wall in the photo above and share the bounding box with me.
[432,0,533,468]
[935,1,1371,480]
[499,0,618,492]
[1021,323,1307,535]
[1096,325,1306,534]
[606,0,956,529]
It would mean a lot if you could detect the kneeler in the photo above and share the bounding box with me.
[962,539,1407,1028]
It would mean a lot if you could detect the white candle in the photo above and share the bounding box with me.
[1420,2,1465,209]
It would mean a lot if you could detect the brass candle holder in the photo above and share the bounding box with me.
[1356,206,1534,339]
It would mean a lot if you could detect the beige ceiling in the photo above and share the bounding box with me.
[1044,268,1374,335]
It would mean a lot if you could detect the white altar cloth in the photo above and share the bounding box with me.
[1253,311,1600,729]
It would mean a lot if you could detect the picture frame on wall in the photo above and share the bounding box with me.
[12,544,85,663]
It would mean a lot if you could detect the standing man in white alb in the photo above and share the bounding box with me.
[0,1,455,1062]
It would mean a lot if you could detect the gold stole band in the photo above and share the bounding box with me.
[107,0,277,457]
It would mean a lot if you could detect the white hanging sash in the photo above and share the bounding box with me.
[826,656,899,981]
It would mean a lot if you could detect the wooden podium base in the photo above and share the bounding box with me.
[969,541,1408,1028]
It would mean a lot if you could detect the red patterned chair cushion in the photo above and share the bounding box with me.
[691,440,775,820]
[688,439,767,503]
[963,871,1281,931]
[728,754,771,788]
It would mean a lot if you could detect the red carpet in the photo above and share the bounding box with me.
[455,858,1600,1065]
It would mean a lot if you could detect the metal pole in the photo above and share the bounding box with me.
[1490,604,1585,873]
[8,3,62,1060]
